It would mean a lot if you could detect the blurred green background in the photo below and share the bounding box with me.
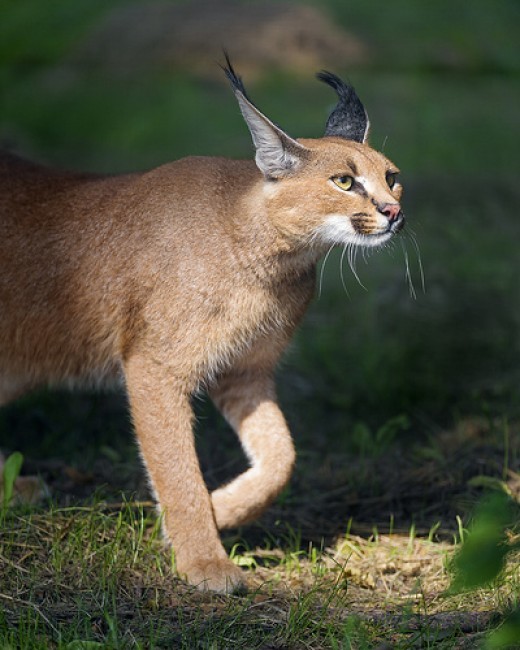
[0,0,519,478]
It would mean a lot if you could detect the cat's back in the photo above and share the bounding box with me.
[0,151,137,230]
[0,151,258,233]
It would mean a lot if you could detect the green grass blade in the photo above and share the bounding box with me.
[2,451,24,508]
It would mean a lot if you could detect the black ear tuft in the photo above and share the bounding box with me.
[221,51,251,101]
[221,52,308,178]
[317,71,370,143]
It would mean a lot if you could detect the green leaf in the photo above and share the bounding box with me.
[449,493,515,592]
[375,414,410,446]
[2,451,24,508]
[486,608,520,649]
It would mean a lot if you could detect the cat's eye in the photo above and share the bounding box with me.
[386,172,398,189]
[332,175,354,191]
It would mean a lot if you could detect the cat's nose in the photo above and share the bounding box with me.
[379,203,402,222]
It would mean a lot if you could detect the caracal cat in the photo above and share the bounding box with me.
[0,59,404,593]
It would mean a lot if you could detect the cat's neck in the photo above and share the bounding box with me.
[230,175,322,286]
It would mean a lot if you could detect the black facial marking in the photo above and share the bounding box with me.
[354,181,368,198]
[351,215,373,235]
[346,159,358,176]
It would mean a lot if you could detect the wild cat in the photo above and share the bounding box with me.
[0,58,404,593]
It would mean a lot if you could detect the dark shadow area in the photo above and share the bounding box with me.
[1,383,517,555]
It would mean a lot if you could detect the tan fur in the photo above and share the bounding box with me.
[0,76,404,593]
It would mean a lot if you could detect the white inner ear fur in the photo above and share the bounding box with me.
[254,145,300,178]
[234,91,306,178]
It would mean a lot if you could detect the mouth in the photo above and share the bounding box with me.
[355,214,405,247]
[317,213,405,250]
[388,213,405,234]
[352,212,405,239]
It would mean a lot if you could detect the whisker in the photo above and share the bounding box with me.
[400,237,417,300]
[318,244,335,299]
[348,242,367,290]
[384,238,397,259]
[339,245,350,297]
[408,230,426,293]
[381,135,389,153]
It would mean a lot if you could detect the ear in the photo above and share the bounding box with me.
[223,55,308,179]
[317,71,370,144]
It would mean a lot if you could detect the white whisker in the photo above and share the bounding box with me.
[400,238,417,300]
[318,244,335,299]
[408,230,426,293]
[339,245,350,297]
[347,243,367,290]
[386,239,397,258]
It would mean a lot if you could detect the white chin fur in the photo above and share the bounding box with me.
[315,214,392,248]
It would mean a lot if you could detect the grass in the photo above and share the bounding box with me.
[0,498,517,648]
[1,414,518,648]
[1,0,520,647]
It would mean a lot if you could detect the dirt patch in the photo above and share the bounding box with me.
[72,1,368,78]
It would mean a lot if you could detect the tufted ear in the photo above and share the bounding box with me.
[317,71,370,144]
[223,54,308,179]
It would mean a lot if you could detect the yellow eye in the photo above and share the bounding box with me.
[332,175,354,191]
[386,172,398,189]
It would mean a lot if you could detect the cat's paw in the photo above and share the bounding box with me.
[212,488,262,530]
[178,557,247,594]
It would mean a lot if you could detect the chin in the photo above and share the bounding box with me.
[355,231,395,248]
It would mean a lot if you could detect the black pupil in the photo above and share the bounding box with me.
[387,173,395,187]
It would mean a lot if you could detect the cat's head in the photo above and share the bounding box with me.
[224,57,404,249]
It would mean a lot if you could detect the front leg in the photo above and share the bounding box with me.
[124,353,244,593]
[210,370,296,530]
